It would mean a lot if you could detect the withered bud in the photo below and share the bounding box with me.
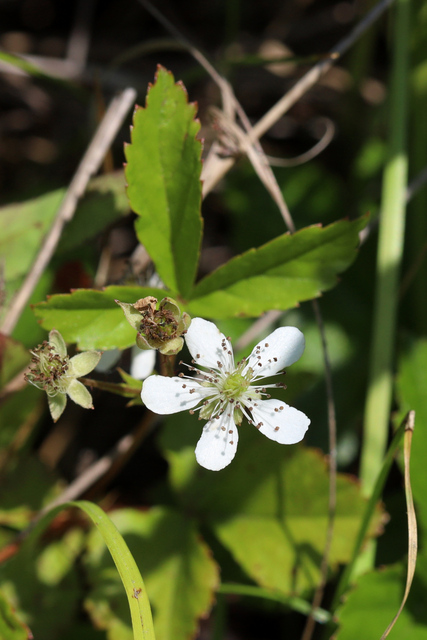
[116,296,191,356]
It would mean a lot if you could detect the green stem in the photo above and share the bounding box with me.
[81,377,141,399]
[332,415,407,611]
[217,583,331,624]
[360,0,410,500]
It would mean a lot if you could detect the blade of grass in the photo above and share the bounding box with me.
[332,412,412,610]
[23,500,156,640]
[380,412,417,639]
[359,0,410,507]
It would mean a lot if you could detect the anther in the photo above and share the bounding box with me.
[274,426,280,432]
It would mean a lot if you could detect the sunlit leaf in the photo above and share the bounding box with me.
[32,285,169,350]
[125,65,203,298]
[161,423,383,596]
[187,217,367,318]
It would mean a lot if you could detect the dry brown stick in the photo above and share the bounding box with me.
[39,411,158,516]
[0,86,137,336]
[202,0,394,195]
[136,0,293,227]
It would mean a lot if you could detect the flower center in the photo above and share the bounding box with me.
[25,342,70,396]
[220,369,250,401]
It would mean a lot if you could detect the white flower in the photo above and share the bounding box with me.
[141,318,310,471]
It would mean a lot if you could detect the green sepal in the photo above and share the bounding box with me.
[69,351,101,377]
[67,379,93,409]
[48,392,67,422]
[48,329,67,357]
[115,299,143,332]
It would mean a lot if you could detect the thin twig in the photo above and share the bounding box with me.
[0,410,158,565]
[266,117,335,167]
[138,0,296,230]
[0,87,137,336]
[43,412,156,520]
[201,0,395,195]
[300,299,338,640]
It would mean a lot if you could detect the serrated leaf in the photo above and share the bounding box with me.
[84,507,219,640]
[335,564,427,639]
[32,285,170,350]
[125,66,203,298]
[186,217,367,318]
[161,424,382,596]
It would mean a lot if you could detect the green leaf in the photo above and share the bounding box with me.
[335,564,427,639]
[0,189,62,284]
[0,455,58,531]
[86,507,218,640]
[161,423,382,596]
[396,337,427,546]
[0,172,129,288]
[57,172,130,254]
[0,589,33,640]
[1,501,155,640]
[32,286,169,350]
[0,526,83,640]
[0,386,41,455]
[84,507,218,640]
[187,217,367,318]
[125,66,203,297]
[0,335,30,388]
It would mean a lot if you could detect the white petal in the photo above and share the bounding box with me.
[141,375,206,414]
[185,317,234,371]
[246,327,305,378]
[250,398,310,444]
[130,347,156,380]
[195,410,239,471]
